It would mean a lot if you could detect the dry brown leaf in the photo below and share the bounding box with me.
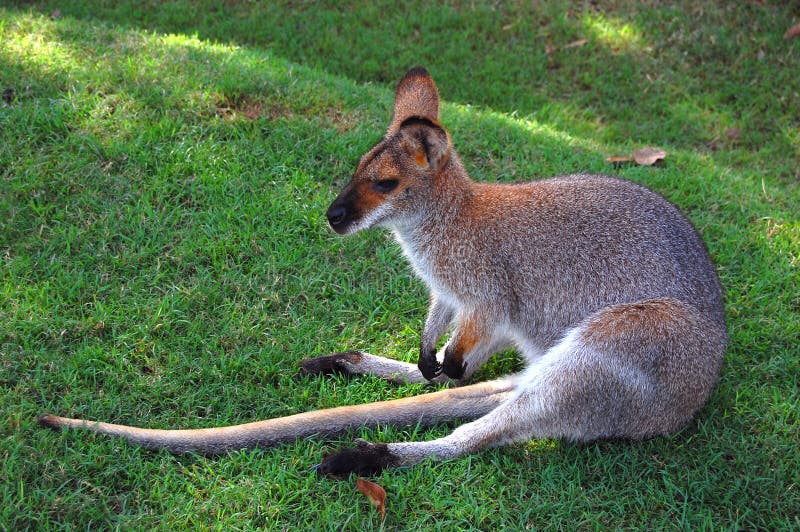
[563,39,588,50]
[784,23,800,40]
[725,127,741,140]
[632,147,667,166]
[356,477,386,519]
[605,155,633,164]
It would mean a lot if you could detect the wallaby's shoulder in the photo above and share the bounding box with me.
[466,173,687,225]
[478,172,667,200]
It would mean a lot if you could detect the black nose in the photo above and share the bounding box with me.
[326,205,347,227]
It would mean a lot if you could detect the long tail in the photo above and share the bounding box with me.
[38,378,515,455]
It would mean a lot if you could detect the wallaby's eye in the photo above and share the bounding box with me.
[372,179,399,194]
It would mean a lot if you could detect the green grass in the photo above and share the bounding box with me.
[1,0,798,529]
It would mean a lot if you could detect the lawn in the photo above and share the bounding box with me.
[1,1,798,529]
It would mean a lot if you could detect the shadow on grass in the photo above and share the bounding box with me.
[9,0,800,160]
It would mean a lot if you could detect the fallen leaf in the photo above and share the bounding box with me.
[563,39,588,50]
[356,477,386,518]
[725,127,741,140]
[784,23,800,40]
[632,147,667,166]
[605,155,633,164]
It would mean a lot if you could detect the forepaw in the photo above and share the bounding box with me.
[418,349,442,380]
[315,439,399,478]
[441,354,466,380]
[299,351,363,376]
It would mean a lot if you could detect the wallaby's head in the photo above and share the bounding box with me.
[326,67,453,234]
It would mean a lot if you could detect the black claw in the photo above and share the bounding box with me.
[316,442,399,479]
[418,354,442,381]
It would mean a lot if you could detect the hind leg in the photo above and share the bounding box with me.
[316,300,725,476]
[316,329,598,476]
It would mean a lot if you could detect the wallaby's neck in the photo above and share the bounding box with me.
[395,155,473,240]
[391,155,475,288]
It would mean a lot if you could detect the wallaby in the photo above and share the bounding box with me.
[39,67,727,477]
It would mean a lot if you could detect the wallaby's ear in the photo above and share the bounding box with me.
[399,117,450,171]
[390,67,440,131]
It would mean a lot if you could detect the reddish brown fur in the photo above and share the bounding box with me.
[447,315,484,365]
[582,299,687,343]
[389,66,440,131]
[352,182,386,214]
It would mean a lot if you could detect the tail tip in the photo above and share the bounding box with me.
[38,413,62,430]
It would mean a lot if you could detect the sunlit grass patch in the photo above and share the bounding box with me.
[582,13,647,55]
